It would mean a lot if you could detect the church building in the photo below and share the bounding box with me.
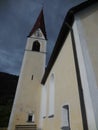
[8,1,98,130]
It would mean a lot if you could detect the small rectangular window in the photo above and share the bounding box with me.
[61,105,70,130]
[28,115,32,122]
[27,113,34,122]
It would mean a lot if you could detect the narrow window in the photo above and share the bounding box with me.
[31,75,33,80]
[48,73,55,118]
[41,85,47,118]
[61,105,70,130]
[32,41,40,52]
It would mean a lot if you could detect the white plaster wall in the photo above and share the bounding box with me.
[74,3,98,129]
[41,33,83,130]
[8,34,47,130]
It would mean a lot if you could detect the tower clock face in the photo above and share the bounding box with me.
[35,29,42,37]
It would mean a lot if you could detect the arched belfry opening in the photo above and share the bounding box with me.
[32,41,40,52]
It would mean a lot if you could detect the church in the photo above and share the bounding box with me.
[8,1,98,130]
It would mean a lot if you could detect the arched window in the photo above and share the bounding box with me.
[41,85,47,118]
[32,41,40,52]
[39,85,47,128]
[48,73,55,117]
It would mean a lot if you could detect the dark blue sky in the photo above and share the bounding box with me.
[0,0,85,75]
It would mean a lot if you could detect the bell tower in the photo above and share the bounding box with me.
[8,9,47,130]
[26,9,47,81]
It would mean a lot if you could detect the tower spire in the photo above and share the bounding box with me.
[28,9,47,39]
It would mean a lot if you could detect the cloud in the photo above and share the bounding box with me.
[0,0,42,75]
[45,0,86,64]
[0,49,23,75]
[0,0,85,75]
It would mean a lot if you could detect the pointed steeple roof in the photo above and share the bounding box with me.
[28,9,47,39]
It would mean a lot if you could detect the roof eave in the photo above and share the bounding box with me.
[41,0,98,85]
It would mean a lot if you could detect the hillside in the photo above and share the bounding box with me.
[0,72,18,127]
